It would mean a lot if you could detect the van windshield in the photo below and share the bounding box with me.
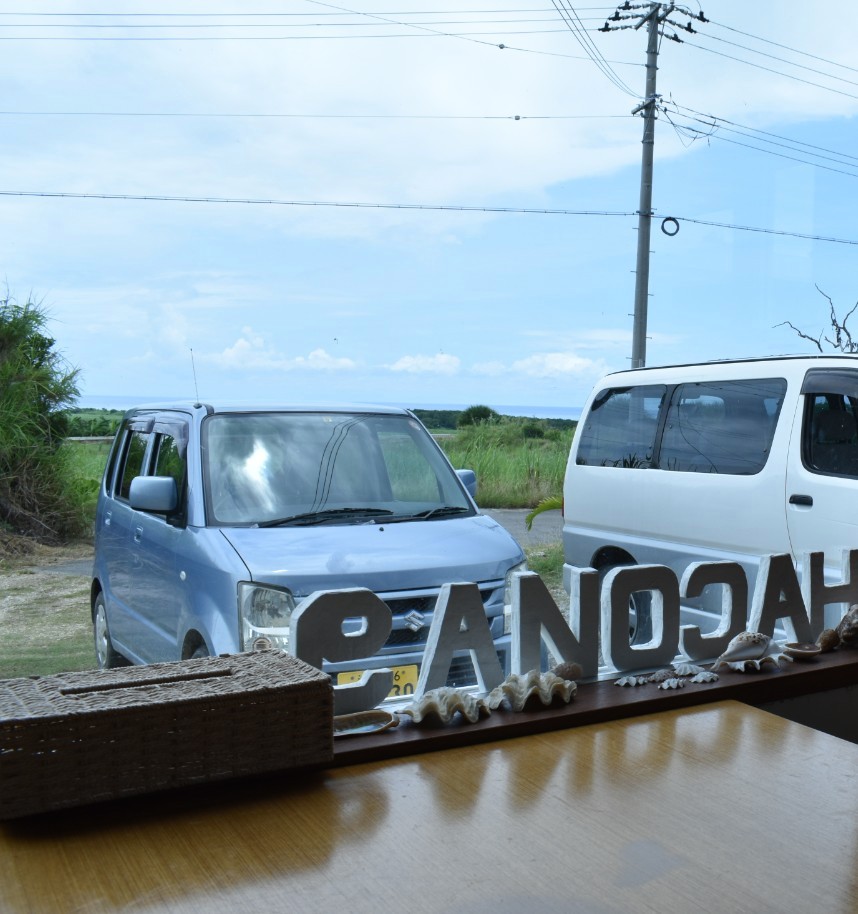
[202,412,472,526]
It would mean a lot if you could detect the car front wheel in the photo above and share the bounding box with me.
[93,593,128,669]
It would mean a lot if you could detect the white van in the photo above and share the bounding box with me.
[562,356,858,638]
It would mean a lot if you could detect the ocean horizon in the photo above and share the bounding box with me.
[76,394,582,421]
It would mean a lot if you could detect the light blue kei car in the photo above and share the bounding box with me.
[91,403,526,696]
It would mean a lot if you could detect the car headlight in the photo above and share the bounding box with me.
[503,560,529,634]
[238,582,296,651]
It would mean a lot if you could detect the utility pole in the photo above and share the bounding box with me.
[601,3,707,368]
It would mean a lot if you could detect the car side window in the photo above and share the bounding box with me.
[153,433,186,490]
[805,393,858,477]
[117,430,150,501]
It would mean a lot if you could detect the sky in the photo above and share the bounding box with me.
[2,1,857,415]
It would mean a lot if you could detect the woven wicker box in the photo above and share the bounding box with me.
[0,650,333,819]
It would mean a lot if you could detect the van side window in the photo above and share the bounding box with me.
[576,385,665,468]
[117,430,150,500]
[657,378,786,475]
[806,394,858,477]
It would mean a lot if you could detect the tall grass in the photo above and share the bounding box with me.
[439,421,574,508]
[60,438,113,537]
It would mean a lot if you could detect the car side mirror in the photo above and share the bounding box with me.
[456,468,477,499]
[129,476,179,514]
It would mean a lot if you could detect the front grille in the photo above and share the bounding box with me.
[445,651,507,688]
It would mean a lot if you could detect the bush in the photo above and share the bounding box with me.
[0,295,87,543]
[457,404,500,427]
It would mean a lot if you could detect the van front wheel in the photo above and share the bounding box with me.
[598,565,653,646]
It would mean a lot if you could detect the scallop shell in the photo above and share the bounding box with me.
[400,688,490,725]
[690,670,719,683]
[817,627,840,653]
[486,670,577,712]
[835,604,858,648]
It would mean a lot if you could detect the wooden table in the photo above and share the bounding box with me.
[2,700,856,913]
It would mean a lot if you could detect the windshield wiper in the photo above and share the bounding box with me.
[257,508,394,528]
[407,506,471,521]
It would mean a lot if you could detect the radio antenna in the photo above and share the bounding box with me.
[190,348,201,403]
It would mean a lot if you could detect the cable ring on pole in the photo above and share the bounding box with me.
[661,216,679,236]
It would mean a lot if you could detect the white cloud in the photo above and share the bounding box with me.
[208,329,356,372]
[388,353,461,375]
[511,352,606,378]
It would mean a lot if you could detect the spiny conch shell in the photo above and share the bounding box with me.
[711,631,790,672]
[400,688,490,725]
[690,671,719,683]
[835,604,858,648]
[817,628,840,653]
[486,670,577,712]
[658,678,685,690]
[615,675,647,687]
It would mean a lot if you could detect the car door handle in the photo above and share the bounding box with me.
[789,494,813,507]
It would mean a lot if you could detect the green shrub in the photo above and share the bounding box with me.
[0,295,86,543]
[457,404,500,427]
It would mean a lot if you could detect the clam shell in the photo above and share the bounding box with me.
[690,671,719,683]
[486,670,577,712]
[657,677,685,690]
[672,662,704,677]
[552,661,583,682]
[615,675,647,687]
[644,668,676,683]
[400,687,490,725]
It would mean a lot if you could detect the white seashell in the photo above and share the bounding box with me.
[657,677,685,690]
[487,670,577,712]
[400,687,490,725]
[645,668,677,683]
[710,631,792,671]
[615,675,646,687]
[672,662,704,677]
[690,671,719,683]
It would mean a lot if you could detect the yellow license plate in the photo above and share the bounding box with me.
[337,664,419,699]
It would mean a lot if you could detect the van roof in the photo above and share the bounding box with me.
[600,354,858,384]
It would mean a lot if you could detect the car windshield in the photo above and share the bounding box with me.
[203,412,473,526]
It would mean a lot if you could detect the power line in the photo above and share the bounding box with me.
[0,189,635,218]
[663,108,858,178]
[707,17,858,77]
[668,104,858,166]
[693,30,858,91]
[551,0,637,97]
[683,39,858,103]
[654,212,858,246]
[0,110,630,121]
[1,188,854,245]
